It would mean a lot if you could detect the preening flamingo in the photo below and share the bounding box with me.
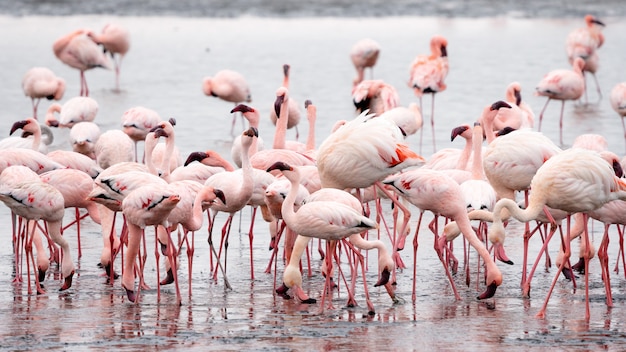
[609,82,626,154]
[565,14,605,102]
[408,35,449,153]
[202,69,252,135]
[22,67,66,119]
[52,29,111,96]
[535,57,586,146]
[352,79,400,116]
[87,23,130,91]
[487,148,626,319]
[350,38,381,87]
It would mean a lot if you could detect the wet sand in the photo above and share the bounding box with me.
[1,15,626,351]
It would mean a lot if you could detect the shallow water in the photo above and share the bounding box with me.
[1,13,626,351]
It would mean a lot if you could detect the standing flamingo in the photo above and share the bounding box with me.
[45,96,99,128]
[350,38,381,87]
[0,180,76,291]
[316,111,425,272]
[565,14,605,103]
[202,69,252,136]
[408,35,449,153]
[269,64,301,140]
[609,82,626,154]
[52,29,111,96]
[535,57,586,146]
[230,104,265,168]
[487,148,626,319]
[22,67,66,119]
[87,23,130,91]
[267,161,378,312]
[384,168,503,301]
[484,82,535,132]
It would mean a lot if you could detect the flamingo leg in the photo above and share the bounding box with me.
[537,98,551,132]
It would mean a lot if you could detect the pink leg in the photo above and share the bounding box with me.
[537,98,551,132]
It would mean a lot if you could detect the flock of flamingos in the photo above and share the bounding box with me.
[2,14,626,321]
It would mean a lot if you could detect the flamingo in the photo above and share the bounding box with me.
[267,161,378,312]
[379,103,423,139]
[565,14,605,103]
[45,96,99,128]
[350,38,381,87]
[120,182,181,304]
[408,35,449,153]
[230,104,265,168]
[46,149,102,178]
[87,23,130,91]
[94,129,135,169]
[0,165,50,293]
[69,121,101,159]
[352,79,400,116]
[202,69,252,135]
[535,57,586,146]
[459,122,497,213]
[22,67,66,119]
[609,82,626,154]
[52,29,111,96]
[269,64,301,140]
[201,127,257,284]
[1,118,48,153]
[483,82,535,132]
[120,106,162,162]
[0,180,76,292]
[384,168,503,301]
[487,148,626,319]
[316,111,425,269]
[0,148,65,175]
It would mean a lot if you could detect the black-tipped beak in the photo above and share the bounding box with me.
[214,189,226,205]
[10,120,29,135]
[450,125,470,141]
[231,104,253,114]
[490,100,512,111]
[274,95,285,117]
[266,161,291,173]
[184,151,208,166]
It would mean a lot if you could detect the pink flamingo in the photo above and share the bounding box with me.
[230,104,265,168]
[0,165,49,293]
[535,57,586,146]
[609,82,626,154]
[22,67,65,119]
[69,121,101,159]
[267,161,378,312]
[46,149,102,178]
[87,23,130,91]
[352,79,400,116]
[202,69,252,135]
[0,148,64,175]
[379,103,423,138]
[121,182,181,303]
[52,29,111,96]
[484,82,535,132]
[45,96,99,128]
[488,148,626,319]
[269,65,301,140]
[0,180,76,292]
[201,127,257,285]
[120,106,162,162]
[2,118,48,153]
[316,111,425,269]
[408,35,449,153]
[94,129,135,169]
[350,38,381,87]
[565,14,605,102]
[482,127,561,264]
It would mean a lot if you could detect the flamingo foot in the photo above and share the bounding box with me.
[571,258,585,273]
[346,296,357,308]
[494,243,514,265]
[374,268,391,287]
[477,282,498,300]
[59,271,75,291]
[159,269,175,285]
[123,285,137,302]
[276,283,292,299]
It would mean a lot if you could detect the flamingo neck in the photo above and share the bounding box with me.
[306,105,316,151]
[273,96,289,150]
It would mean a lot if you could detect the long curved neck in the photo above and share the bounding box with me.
[189,187,211,231]
[160,133,176,180]
[493,197,543,225]
[281,173,300,226]
[455,133,473,171]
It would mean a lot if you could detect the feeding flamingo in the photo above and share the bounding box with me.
[87,23,130,91]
